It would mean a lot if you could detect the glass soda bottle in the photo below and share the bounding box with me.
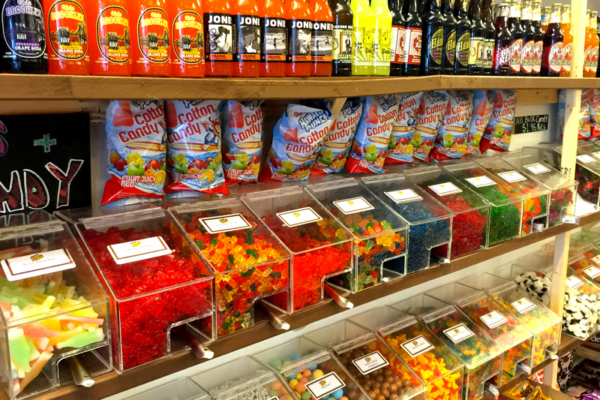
[285,0,312,76]
[584,9,592,76]
[541,6,549,33]
[310,0,333,76]
[597,13,600,77]
[492,3,511,76]
[88,0,133,76]
[590,11,599,77]
[507,0,523,76]
[482,0,495,75]
[389,0,404,76]
[204,0,233,76]
[468,0,485,75]
[453,0,470,75]
[260,0,287,77]
[371,0,392,75]
[131,0,171,76]
[331,0,353,76]
[170,0,205,78]
[541,3,563,77]
[531,0,543,76]
[350,0,373,75]
[559,4,572,77]
[519,0,534,76]
[420,0,443,75]
[440,0,456,75]
[231,0,261,77]
[43,0,90,74]
[401,0,421,76]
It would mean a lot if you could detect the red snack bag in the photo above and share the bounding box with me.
[413,91,450,162]
[591,89,600,140]
[429,90,474,163]
[466,90,494,156]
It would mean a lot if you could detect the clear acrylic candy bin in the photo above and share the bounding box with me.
[475,157,551,235]
[403,167,489,259]
[123,377,210,400]
[392,295,503,400]
[305,320,426,400]
[193,356,294,400]
[502,153,578,228]
[306,179,408,292]
[169,199,291,338]
[360,174,452,274]
[253,337,369,400]
[75,207,214,373]
[441,163,525,245]
[0,218,110,399]
[351,307,465,400]
[427,283,533,386]
[242,187,353,313]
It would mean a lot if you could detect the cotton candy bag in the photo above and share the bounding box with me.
[413,91,450,162]
[590,90,600,140]
[429,90,474,162]
[385,92,423,165]
[579,89,593,141]
[480,90,517,153]
[466,90,494,156]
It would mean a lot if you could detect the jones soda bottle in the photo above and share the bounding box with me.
[260,0,286,77]
[440,0,456,75]
[420,0,443,75]
[371,0,392,75]
[350,0,373,75]
[204,0,233,76]
[468,0,485,75]
[507,0,523,76]
[170,0,205,77]
[541,6,549,32]
[453,0,470,75]
[310,0,333,76]
[482,0,495,75]
[131,0,171,76]
[492,3,511,76]
[285,0,312,76]
[532,0,543,76]
[331,0,353,76]
[520,0,534,76]
[402,0,421,76]
[590,11,599,77]
[559,4,572,77]
[541,3,563,77]
[232,0,261,77]
[389,0,404,76]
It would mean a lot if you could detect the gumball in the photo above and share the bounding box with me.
[289,379,299,389]
[296,373,304,380]
[292,352,302,360]
[301,391,312,400]
[269,390,279,397]
[272,360,283,369]
[299,377,309,384]
[296,383,307,394]
[308,365,317,371]
[313,369,324,379]
[272,382,282,391]
[331,389,344,400]
[302,369,312,378]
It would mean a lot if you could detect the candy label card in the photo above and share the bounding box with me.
[1,249,76,281]
[480,310,508,329]
[384,189,423,204]
[333,197,375,215]
[466,175,497,188]
[305,372,346,399]
[592,255,600,265]
[400,335,434,357]
[593,152,600,160]
[277,207,323,227]
[498,171,528,183]
[577,155,597,164]
[200,213,253,234]
[566,275,584,290]
[524,163,551,174]
[108,236,172,265]
[511,298,537,314]
[352,351,389,375]
[443,323,475,344]
[429,182,462,196]
[583,265,600,279]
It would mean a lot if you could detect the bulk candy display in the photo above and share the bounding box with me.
[413,91,450,162]
[429,91,474,162]
[169,199,290,337]
[386,92,424,165]
[76,208,214,372]
[480,90,517,153]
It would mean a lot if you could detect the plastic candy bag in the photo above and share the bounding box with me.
[579,89,593,141]
[312,98,363,174]
[591,90,600,140]
[346,94,400,173]
[260,102,333,182]
[480,90,517,153]
[429,90,474,162]
[466,90,494,156]
[220,100,265,184]
[413,91,450,162]
[101,100,167,206]
[385,92,423,165]
[164,100,228,197]
[558,89,566,139]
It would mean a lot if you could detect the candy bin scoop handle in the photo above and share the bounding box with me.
[67,356,95,387]
[173,326,214,360]
[258,301,290,330]
[324,284,354,309]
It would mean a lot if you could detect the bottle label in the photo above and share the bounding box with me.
[509,4,521,18]
[1,0,46,59]
[404,27,421,65]
[352,25,372,67]
[468,37,483,66]
[172,11,204,65]
[562,42,572,73]
[234,14,260,62]
[205,13,233,62]
[522,7,532,20]
[312,20,333,64]
[455,31,470,67]
[585,45,592,70]
[262,17,287,63]
[332,24,352,63]
[533,40,543,72]
[97,6,131,63]
[494,42,511,72]
[484,38,494,67]
[549,42,563,72]
[46,0,88,60]
[429,27,443,65]
[374,23,391,66]
[137,7,169,63]
[445,30,456,66]
[521,39,534,73]
[287,19,312,63]
[592,46,599,73]
[509,38,522,73]
[390,25,405,63]
[533,8,541,21]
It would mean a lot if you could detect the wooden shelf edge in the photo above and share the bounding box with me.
[26,211,600,400]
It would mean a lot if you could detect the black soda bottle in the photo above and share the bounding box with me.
[441,0,456,75]
[597,12,600,77]
[541,3,563,76]
[420,0,444,75]
[507,0,523,76]
[532,0,543,76]
[331,0,353,76]
[453,0,470,75]
[402,0,422,76]
[482,0,495,75]
[520,0,535,75]
[492,3,512,76]
[468,0,485,75]
[389,0,405,76]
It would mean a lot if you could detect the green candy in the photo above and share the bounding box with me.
[56,329,105,350]
[9,329,32,373]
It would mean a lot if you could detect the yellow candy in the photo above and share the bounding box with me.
[296,373,303,380]
[289,379,298,389]
[312,369,324,379]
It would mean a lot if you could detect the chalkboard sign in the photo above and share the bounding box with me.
[0,113,91,215]
[515,114,549,134]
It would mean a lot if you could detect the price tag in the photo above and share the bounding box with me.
[593,152,600,160]
[562,216,580,224]
[566,275,584,290]
[592,255,600,265]
[200,213,253,234]
[1,249,76,281]
[352,351,389,375]
[384,189,423,204]
[465,176,497,188]
[277,207,322,227]
[428,182,462,196]
[524,163,551,174]
[108,237,172,265]
[583,265,600,279]
[333,197,375,215]
[577,155,597,164]
[510,298,537,314]
[305,372,346,399]
[443,323,475,344]
[480,310,508,329]
[498,171,528,183]
[400,335,434,357]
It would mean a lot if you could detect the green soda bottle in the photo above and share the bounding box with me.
[370,0,393,75]
[351,0,374,75]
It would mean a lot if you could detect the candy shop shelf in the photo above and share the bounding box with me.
[24,211,600,400]
[0,75,595,101]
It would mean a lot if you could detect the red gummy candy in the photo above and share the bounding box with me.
[229,102,245,129]
[113,101,134,127]
[364,103,379,124]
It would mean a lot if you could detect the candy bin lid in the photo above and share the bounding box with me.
[359,174,453,273]
[571,230,600,248]
[241,187,354,314]
[0,217,110,400]
[304,320,426,400]
[351,307,465,400]
[521,144,563,172]
[305,178,409,292]
[502,153,579,193]
[252,336,370,400]
[123,377,211,400]
[0,210,54,228]
[193,356,294,400]
[168,199,291,337]
[74,207,215,373]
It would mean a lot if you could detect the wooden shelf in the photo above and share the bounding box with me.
[0,75,596,100]
[22,210,600,400]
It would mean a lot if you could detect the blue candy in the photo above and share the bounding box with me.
[332,389,344,399]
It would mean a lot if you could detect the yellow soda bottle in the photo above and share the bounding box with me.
[371,0,392,75]
[351,0,374,75]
